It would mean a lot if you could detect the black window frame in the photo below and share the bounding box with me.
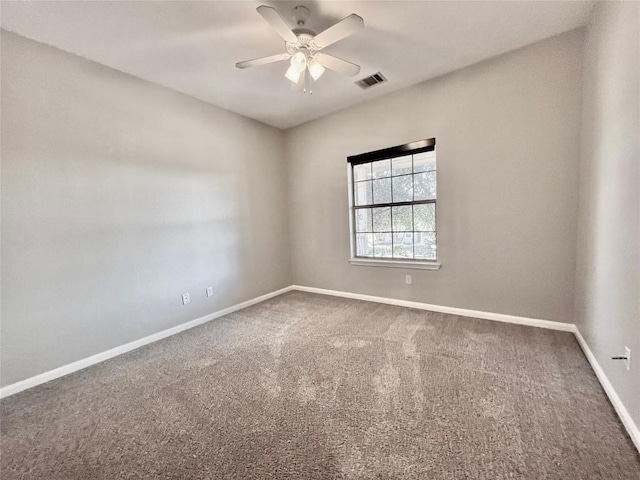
[348,138,437,263]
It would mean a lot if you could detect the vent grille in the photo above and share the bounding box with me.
[355,72,387,89]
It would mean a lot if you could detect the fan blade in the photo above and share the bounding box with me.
[236,53,290,69]
[256,5,298,43]
[312,14,364,49]
[316,53,361,77]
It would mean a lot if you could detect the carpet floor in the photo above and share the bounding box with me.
[1,291,639,479]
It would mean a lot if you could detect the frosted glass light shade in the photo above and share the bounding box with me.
[308,59,325,80]
[285,65,302,83]
[291,50,308,71]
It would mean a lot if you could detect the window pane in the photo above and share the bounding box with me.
[414,232,437,260]
[356,233,373,257]
[372,159,392,179]
[373,233,392,258]
[393,233,413,258]
[392,155,412,176]
[372,207,391,232]
[413,203,436,231]
[352,146,437,264]
[392,175,413,202]
[392,205,412,231]
[354,180,373,206]
[372,177,391,204]
[414,171,436,201]
[353,163,372,182]
[413,151,436,173]
[355,208,372,232]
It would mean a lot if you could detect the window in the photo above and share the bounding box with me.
[348,139,439,269]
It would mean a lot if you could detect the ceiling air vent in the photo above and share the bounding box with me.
[355,72,387,90]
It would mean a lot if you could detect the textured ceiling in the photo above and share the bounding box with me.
[1,1,594,129]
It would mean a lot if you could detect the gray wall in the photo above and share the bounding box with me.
[285,30,584,323]
[0,31,292,386]
[575,2,640,426]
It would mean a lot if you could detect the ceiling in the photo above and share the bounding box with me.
[1,1,593,129]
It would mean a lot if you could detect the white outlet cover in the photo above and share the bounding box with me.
[405,275,412,285]
[206,287,213,297]
[182,293,190,305]
[624,346,631,371]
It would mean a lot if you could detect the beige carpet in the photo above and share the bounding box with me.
[1,291,639,479]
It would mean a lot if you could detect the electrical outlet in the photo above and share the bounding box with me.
[206,287,213,297]
[405,275,412,285]
[624,346,631,371]
[182,293,190,305]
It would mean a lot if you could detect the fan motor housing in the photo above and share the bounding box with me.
[286,32,318,54]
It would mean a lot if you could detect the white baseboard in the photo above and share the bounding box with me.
[291,285,575,332]
[0,285,294,399]
[572,326,640,452]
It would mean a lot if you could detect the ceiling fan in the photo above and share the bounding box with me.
[236,5,364,92]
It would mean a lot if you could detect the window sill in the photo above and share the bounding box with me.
[348,258,441,270]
